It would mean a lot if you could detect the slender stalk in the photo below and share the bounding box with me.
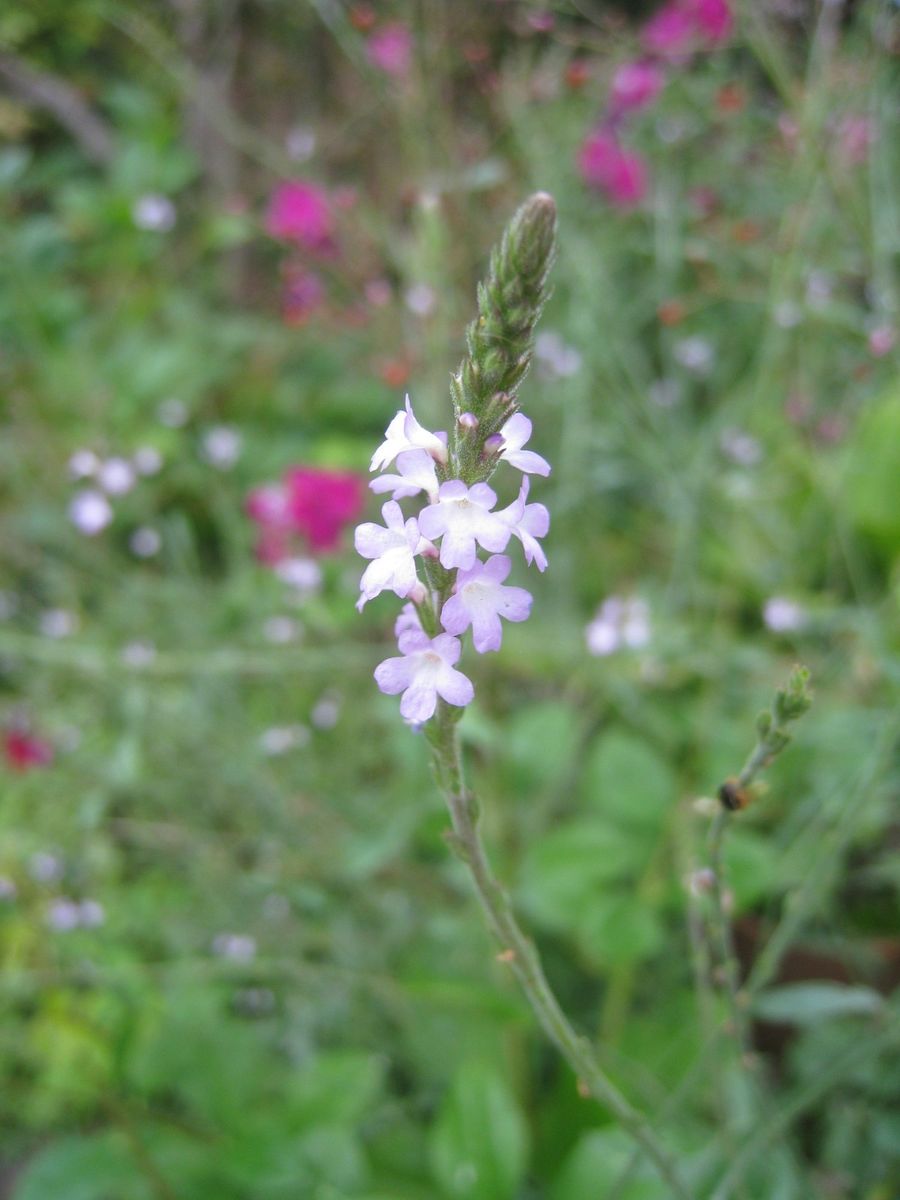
[426,703,692,1200]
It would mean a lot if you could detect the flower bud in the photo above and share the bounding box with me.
[458,412,479,430]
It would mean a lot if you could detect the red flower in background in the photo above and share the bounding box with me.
[266,182,334,253]
[247,468,365,562]
[4,730,54,771]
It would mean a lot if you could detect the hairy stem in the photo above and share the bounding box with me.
[426,703,692,1200]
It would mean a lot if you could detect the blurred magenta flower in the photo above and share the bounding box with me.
[642,3,695,57]
[248,467,365,562]
[578,130,648,208]
[366,23,413,77]
[610,60,665,115]
[265,181,333,251]
[689,0,733,45]
[4,729,54,771]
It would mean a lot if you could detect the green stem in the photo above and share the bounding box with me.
[427,704,692,1200]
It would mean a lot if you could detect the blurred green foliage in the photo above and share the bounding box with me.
[1,1,898,1198]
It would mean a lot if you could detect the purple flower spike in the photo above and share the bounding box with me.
[374,630,474,723]
[498,413,551,476]
[440,555,532,653]
[418,481,511,571]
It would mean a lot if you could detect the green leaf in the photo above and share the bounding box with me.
[580,730,675,829]
[575,893,665,968]
[518,819,649,931]
[752,983,883,1026]
[429,1061,529,1200]
[722,829,779,910]
[551,1129,669,1200]
[12,1133,151,1200]
[286,1050,385,1127]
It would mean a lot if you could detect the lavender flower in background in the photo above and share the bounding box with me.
[69,489,113,536]
[132,194,176,232]
[586,596,652,656]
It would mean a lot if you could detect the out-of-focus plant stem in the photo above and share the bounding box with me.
[426,703,692,1200]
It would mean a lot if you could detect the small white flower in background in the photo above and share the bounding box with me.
[311,694,341,730]
[720,428,763,467]
[585,596,651,657]
[132,193,176,232]
[262,615,301,645]
[673,336,715,376]
[121,640,157,668]
[0,591,18,620]
[805,270,832,309]
[98,456,137,496]
[158,397,188,427]
[0,877,18,901]
[46,898,82,932]
[201,426,243,469]
[39,609,78,639]
[68,449,100,479]
[133,446,163,476]
[404,283,437,318]
[774,301,803,330]
[534,331,582,379]
[763,596,807,633]
[274,557,322,594]
[78,899,105,928]
[69,489,113,536]
[285,125,316,161]
[259,725,310,756]
[212,933,257,962]
[29,852,63,883]
[130,527,162,558]
[370,396,447,472]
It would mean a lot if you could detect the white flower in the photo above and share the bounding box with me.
[212,933,257,962]
[497,477,549,571]
[69,489,112,536]
[763,596,807,633]
[674,336,715,375]
[355,501,425,610]
[68,449,99,479]
[130,527,161,558]
[374,630,474,723]
[40,609,78,639]
[98,456,136,496]
[418,481,511,571]
[202,426,243,469]
[585,596,651,656]
[440,555,532,653]
[404,283,437,317]
[133,446,163,476]
[370,395,447,472]
[274,557,322,594]
[497,413,551,476]
[370,448,439,501]
[132,194,176,232]
[121,640,157,668]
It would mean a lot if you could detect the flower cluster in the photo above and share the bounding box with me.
[578,0,733,208]
[355,396,550,724]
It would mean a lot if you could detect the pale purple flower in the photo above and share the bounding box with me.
[586,596,651,656]
[418,481,511,571]
[395,602,423,640]
[202,426,243,469]
[497,478,550,572]
[46,898,82,932]
[497,413,551,476]
[133,446,163,476]
[440,555,532,653]
[370,448,439,501]
[30,852,63,883]
[370,395,448,472]
[121,640,157,668]
[132,194,176,232]
[374,630,473,723]
[610,60,665,115]
[98,456,136,496]
[534,331,582,380]
[79,899,105,928]
[405,283,437,317]
[260,725,310,755]
[69,489,113,536]
[68,449,99,479]
[212,933,257,962]
[0,877,16,901]
[311,694,341,729]
[763,596,807,633]
[355,501,425,610]
[274,557,323,594]
[130,527,161,558]
[40,609,78,638]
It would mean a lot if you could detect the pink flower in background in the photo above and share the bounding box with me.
[247,468,365,562]
[285,467,365,554]
[838,115,875,165]
[366,23,413,77]
[578,130,648,208]
[868,326,895,358]
[610,60,665,115]
[688,0,733,45]
[642,3,695,58]
[266,182,334,252]
[4,730,54,771]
